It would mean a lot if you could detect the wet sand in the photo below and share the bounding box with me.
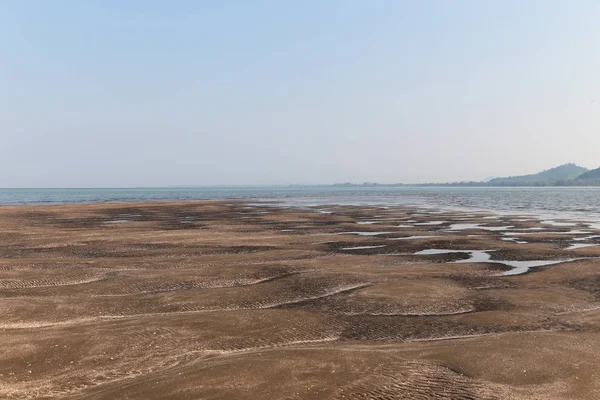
[2,201,600,399]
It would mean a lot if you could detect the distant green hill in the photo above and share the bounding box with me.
[577,167,600,182]
[487,163,589,186]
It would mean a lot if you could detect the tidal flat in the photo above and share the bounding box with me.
[2,201,600,399]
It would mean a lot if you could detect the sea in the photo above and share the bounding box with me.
[1,186,600,223]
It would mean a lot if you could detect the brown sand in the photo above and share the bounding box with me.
[1,201,600,399]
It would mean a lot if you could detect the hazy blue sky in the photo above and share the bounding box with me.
[2,1,599,187]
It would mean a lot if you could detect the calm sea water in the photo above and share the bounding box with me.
[1,186,600,222]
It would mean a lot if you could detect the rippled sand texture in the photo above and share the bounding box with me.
[2,202,600,399]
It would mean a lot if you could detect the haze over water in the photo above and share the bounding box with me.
[2,187,600,223]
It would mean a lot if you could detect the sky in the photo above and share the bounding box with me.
[1,0,600,187]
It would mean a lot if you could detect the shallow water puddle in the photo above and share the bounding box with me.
[415,249,494,263]
[501,238,528,244]
[446,224,479,230]
[566,243,600,250]
[573,235,600,241]
[390,235,440,240]
[501,260,575,276]
[447,224,513,232]
[541,220,579,227]
[503,230,592,236]
[414,249,576,275]
[585,222,600,231]
[337,231,393,236]
[341,245,387,250]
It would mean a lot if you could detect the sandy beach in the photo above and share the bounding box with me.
[2,201,600,399]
